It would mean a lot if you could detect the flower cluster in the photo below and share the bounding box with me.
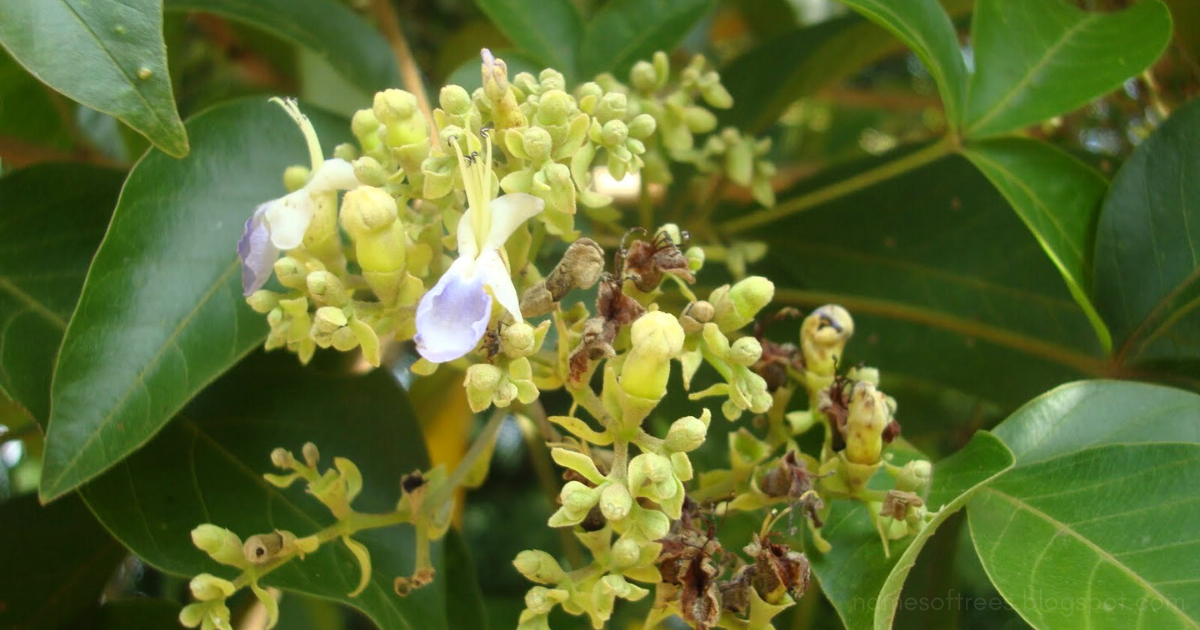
[210,48,938,630]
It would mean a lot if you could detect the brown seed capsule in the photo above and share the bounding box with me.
[520,239,606,317]
[746,534,810,604]
[880,490,925,521]
[621,229,695,292]
[718,564,756,614]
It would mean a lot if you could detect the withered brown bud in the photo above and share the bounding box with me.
[719,564,756,614]
[401,470,426,493]
[520,238,605,317]
[746,535,810,604]
[580,505,607,532]
[880,490,924,521]
[818,377,852,452]
[622,232,695,292]
[882,419,902,443]
[567,278,645,383]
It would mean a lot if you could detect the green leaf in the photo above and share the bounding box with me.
[964,0,1173,138]
[0,49,75,153]
[39,99,353,501]
[80,351,454,630]
[163,0,400,94]
[474,0,582,82]
[810,433,1014,630]
[1094,98,1200,368]
[969,443,1200,630]
[731,148,1108,410]
[0,494,127,630]
[0,164,124,426]
[992,380,1200,466]
[963,138,1111,351]
[0,0,188,157]
[577,0,717,80]
[832,0,968,130]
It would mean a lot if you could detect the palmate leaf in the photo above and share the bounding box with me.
[0,0,188,156]
[39,99,352,501]
[967,380,1200,630]
[79,350,481,630]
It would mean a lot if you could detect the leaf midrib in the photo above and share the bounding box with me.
[0,276,67,329]
[977,485,1200,628]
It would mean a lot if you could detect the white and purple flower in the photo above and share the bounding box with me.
[239,98,359,295]
[414,135,544,363]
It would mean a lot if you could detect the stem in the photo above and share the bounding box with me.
[430,407,507,507]
[638,175,654,229]
[370,0,438,146]
[567,384,616,428]
[717,138,953,234]
[517,408,586,568]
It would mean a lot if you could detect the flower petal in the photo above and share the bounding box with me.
[476,247,522,320]
[414,257,492,362]
[238,203,279,296]
[307,158,358,193]
[263,190,314,250]
[457,209,479,260]
[484,193,544,250]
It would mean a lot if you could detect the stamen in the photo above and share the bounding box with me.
[270,97,323,171]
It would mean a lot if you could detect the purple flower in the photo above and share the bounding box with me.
[413,134,544,362]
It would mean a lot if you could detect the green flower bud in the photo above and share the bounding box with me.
[683,106,717,134]
[702,322,731,356]
[702,82,734,109]
[513,550,566,584]
[189,573,236,601]
[482,50,527,129]
[595,92,627,123]
[283,165,310,192]
[522,126,553,162]
[340,186,398,235]
[330,326,359,351]
[191,525,246,568]
[465,363,505,413]
[600,481,633,521]
[246,290,281,314]
[352,156,388,187]
[845,382,889,465]
[351,108,380,139]
[801,304,854,376]
[601,120,628,146]
[440,85,471,115]
[627,114,656,139]
[333,142,359,162]
[503,321,537,357]
[611,537,640,569]
[525,586,569,615]
[576,82,603,110]
[536,89,572,126]
[561,480,601,514]
[620,311,685,402]
[313,306,347,334]
[729,336,763,367]
[373,89,417,124]
[630,61,657,92]
[665,410,710,452]
[307,271,347,307]
[896,460,932,494]
[539,68,566,91]
[631,505,670,541]
[714,276,775,331]
[273,257,306,290]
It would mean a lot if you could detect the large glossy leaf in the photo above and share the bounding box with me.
[39,99,353,501]
[163,0,400,94]
[474,0,582,82]
[0,493,127,629]
[967,380,1200,630]
[80,351,454,630]
[811,432,1014,630]
[727,149,1109,410]
[1094,98,1200,369]
[991,380,1200,466]
[0,0,188,157]
[833,0,968,130]
[964,0,1173,138]
[969,443,1200,630]
[963,138,1111,350]
[577,0,717,80]
[0,164,124,426]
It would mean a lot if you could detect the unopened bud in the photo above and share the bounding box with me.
[340,186,398,235]
[628,114,656,139]
[302,442,320,467]
[600,481,633,521]
[611,537,640,568]
[522,126,553,162]
[465,363,505,413]
[307,271,348,306]
[502,321,536,357]
[630,61,657,92]
[352,156,388,187]
[191,525,246,568]
[283,165,310,192]
[665,411,710,452]
[513,550,565,584]
[714,276,774,331]
[189,573,236,601]
[270,447,294,468]
[440,85,471,115]
[729,336,763,366]
[273,257,306,289]
[246,290,281,314]
[373,89,417,124]
[313,306,348,333]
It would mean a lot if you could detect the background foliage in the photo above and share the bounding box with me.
[0,0,1197,629]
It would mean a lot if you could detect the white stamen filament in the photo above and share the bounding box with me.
[452,133,494,252]
[270,97,323,171]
